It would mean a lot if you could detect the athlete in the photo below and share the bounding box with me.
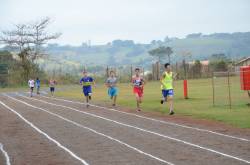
[132,68,145,112]
[49,79,56,97]
[36,77,41,95]
[80,71,95,108]
[28,78,35,97]
[105,70,118,106]
[160,63,175,115]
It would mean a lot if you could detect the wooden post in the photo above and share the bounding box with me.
[227,71,232,109]
[130,65,133,82]
[7,69,9,87]
[212,72,215,106]
[106,66,109,78]
[156,61,160,80]
[175,62,178,73]
[152,64,154,80]
[183,59,187,80]
[142,68,145,77]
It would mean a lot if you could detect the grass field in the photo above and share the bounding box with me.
[50,77,250,128]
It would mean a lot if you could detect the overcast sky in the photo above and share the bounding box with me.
[1,0,250,45]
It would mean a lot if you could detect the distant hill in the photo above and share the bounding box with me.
[2,32,250,73]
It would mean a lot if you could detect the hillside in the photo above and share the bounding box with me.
[2,32,250,73]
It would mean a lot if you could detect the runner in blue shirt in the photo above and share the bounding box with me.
[80,71,95,108]
[36,77,41,95]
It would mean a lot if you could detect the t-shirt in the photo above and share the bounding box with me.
[49,80,56,87]
[36,79,41,87]
[80,76,94,87]
[106,77,117,87]
[161,71,173,90]
[28,80,35,88]
[132,76,144,88]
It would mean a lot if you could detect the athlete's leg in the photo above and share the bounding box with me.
[113,95,117,106]
[161,90,167,104]
[135,93,141,111]
[168,95,174,115]
[51,88,55,96]
[37,86,40,94]
[85,96,89,108]
[30,88,33,97]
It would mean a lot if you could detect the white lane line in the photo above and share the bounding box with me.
[0,143,11,165]
[0,100,89,165]
[18,94,250,164]
[39,95,250,142]
[6,95,174,165]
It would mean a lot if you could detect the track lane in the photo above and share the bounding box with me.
[2,95,174,165]
[11,94,250,165]
[38,94,250,142]
[0,96,86,165]
[19,93,250,162]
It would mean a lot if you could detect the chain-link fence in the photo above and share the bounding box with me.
[212,70,250,108]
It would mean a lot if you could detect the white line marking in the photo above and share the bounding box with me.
[39,95,250,142]
[18,94,250,164]
[0,143,11,165]
[5,94,174,165]
[0,100,89,165]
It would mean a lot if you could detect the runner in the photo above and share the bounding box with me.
[132,68,145,112]
[49,79,56,97]
[36,77,41,95]
[28,78,35,97]
[80,71,95,108]
[105,70,118,106]
[160,63,175,115]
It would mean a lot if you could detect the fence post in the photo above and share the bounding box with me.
[227,71,232,109]
[106,66,109,78]
[183,59,187,80]
[183,79,188,99]
[212,72,215,106]
[130,65,133,82]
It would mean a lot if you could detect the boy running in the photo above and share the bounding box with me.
[28,78,35,97]
[80,71,95,108]
[36,77,41,95]
[160,63,175,115]
[132,68,145,112]
[49,79,56,97]
[105,70,118,106]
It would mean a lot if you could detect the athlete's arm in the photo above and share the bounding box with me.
[131,77,135,87]
[160,73,165,85]
[92,79,96,87]
[141,78,146,86]
[105,79,110,87]
[79,78,83,85]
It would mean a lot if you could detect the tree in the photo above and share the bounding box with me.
[179,50,192,79]
[209,53,230,72]
[0,17,61,81]
[192,60,202,78]
[0,51,14,86]
[148,46,173,63]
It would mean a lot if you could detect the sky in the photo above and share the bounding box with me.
[0,0,250,45]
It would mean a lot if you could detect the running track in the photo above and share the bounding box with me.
[0,92,249,165]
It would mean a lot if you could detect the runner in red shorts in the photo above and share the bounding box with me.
[131,68,145,112]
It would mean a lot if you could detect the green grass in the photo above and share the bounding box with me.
[53,78,250,128]
[0,86,27,93]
